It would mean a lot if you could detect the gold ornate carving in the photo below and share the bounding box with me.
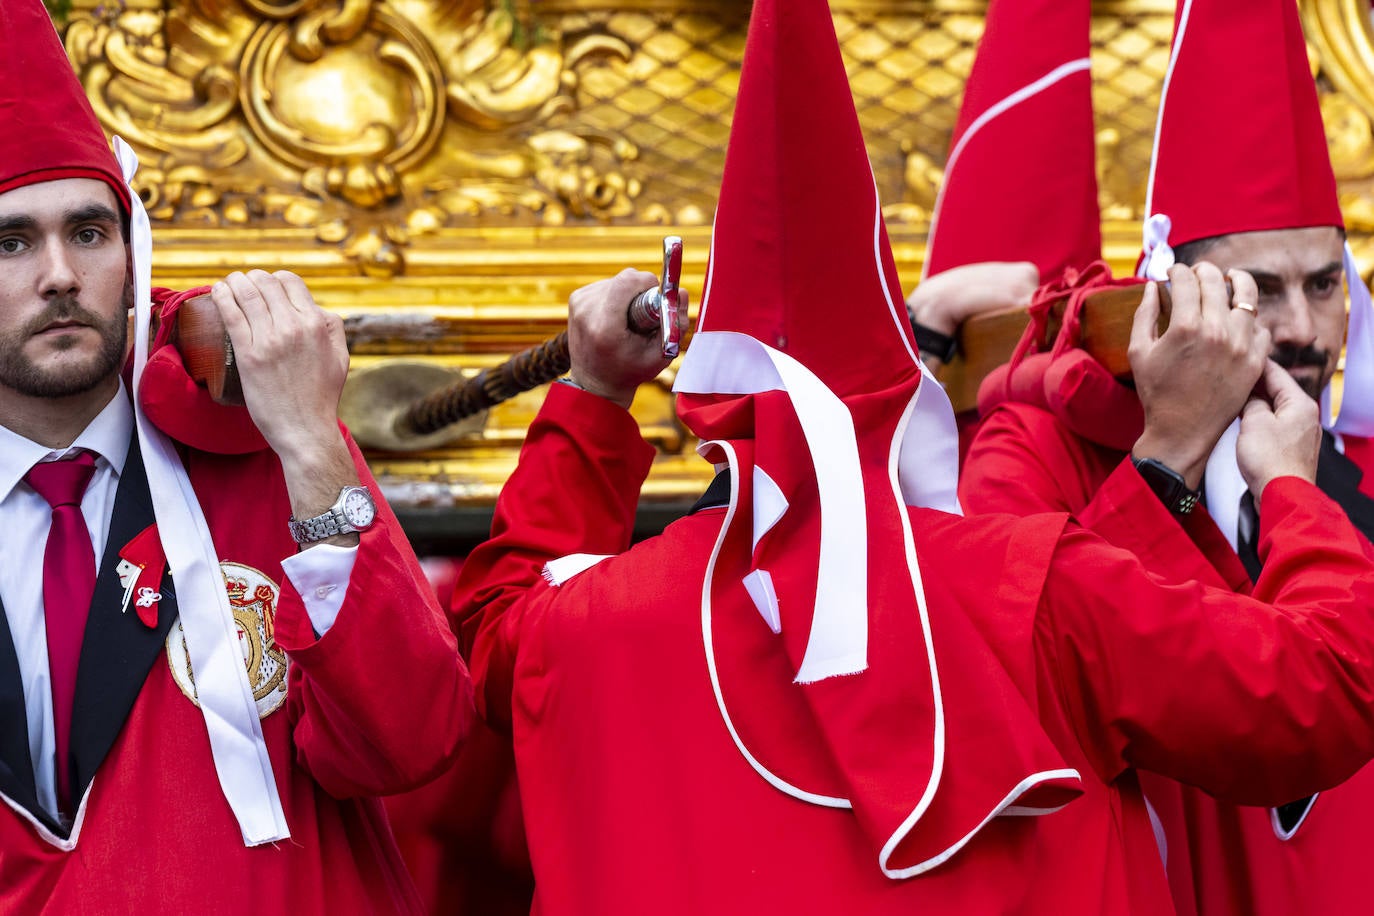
[68,0,651,277]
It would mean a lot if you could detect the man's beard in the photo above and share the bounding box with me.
[0,289,129,399]
[1270,342,1332,401]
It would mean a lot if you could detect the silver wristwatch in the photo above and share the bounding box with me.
[288,486,377,544]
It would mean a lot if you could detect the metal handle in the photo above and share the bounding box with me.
[626,235,684,358]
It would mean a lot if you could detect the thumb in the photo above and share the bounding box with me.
[1260,359,1304,412]
[1133,282,1161,343]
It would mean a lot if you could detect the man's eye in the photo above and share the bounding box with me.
[75,228,102,244]
[0,238,24,254]
[1310,276,1339,296]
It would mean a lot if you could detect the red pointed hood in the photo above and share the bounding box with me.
[925,0,1099,281]
[672,0,1081,878]
[1142,0,1341,266]
[681,2,922,402]
[0,0,128,212]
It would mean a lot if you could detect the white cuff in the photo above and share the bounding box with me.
[281,543,359,636]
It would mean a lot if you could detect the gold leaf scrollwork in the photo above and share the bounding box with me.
[63,0,643,276]
[1301,0,1374,224]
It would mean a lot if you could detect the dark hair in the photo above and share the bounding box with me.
[1172,227,1347,266]
[1170,235,1222,266]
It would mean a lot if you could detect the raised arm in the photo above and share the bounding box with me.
[207,270,473,796]
[1040,467,1374,804]
[451,270,687,729]
[963,264,1270,588]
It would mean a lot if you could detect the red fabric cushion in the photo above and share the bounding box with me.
[1042,349,1143,451]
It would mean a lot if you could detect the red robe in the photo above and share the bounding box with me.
[0,294,474,914]
[963,398,1374,916]
[454,383,1374,915]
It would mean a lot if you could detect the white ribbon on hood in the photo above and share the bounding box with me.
[115,138,289,845]
[1139,213,1175,282]
[675,331,869,683]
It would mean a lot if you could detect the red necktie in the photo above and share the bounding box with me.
[25,451,98,816]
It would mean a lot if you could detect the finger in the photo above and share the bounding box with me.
[272,270,318,315]
[244,269,295,319]
[1260,358,1305,411]
[223,270,278,333]
[1226,268,1259,318]
[209,278,253,346]
[1131,281,1162,347]
[617,268,660,304]
[1239,395,1273,429]
[1008,261,1039,308]
[674,288,691,336]
[1165,263,1200,330]
[1194,261,1230,328]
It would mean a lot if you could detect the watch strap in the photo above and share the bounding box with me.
[1132,456,1201,515]
[288,486,374,545]
[911,320,959,363]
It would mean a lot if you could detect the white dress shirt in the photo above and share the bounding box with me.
[0,383,356,819]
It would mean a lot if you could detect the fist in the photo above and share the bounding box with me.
[567,268,689,409]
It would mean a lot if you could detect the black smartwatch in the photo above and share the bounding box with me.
[1132,457,1201,515]
[911,320,959,364]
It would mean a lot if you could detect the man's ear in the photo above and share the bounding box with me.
[124,245,135,310]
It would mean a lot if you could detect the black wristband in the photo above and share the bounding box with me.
[911,320,958,363]
[1132,456,1201,515]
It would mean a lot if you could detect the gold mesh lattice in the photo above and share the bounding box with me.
[540,3,1176,236]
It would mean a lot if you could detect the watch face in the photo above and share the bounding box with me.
[342,488,376,528]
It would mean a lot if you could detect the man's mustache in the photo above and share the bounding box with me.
[1270,342,1330,370]
[25,296,102,335]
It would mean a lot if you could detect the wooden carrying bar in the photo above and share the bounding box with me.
[938,283,1167,413]
[173,282,1168,424]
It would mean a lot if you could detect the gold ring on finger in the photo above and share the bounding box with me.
[1233,301,1257,315]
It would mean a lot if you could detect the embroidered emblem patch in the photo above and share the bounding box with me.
[165,562,289,719]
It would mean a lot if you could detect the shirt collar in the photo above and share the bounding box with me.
[0,381,134,502]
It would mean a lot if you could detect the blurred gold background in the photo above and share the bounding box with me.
[60,0,1374,541]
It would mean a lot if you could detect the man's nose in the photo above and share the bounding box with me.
[1266,286,1317,348]
[38,240,80,299]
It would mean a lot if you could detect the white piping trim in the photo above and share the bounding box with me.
[696,394,1078,878]
[1271,794,1319,841]
[890,769,1082,877]
[1144,0,1195,219]
[874,391,1079,877]
[698,438,851,810]
[875,387,947,875]
[924,58,1093,281]
[696,208,721,330]
[0,781,89,851]
[869,170,921,366]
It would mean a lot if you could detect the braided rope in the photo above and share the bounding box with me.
[398,332,572,436]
